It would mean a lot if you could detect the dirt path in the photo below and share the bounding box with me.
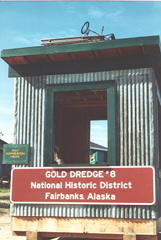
[0,191,12,240]
[0,191,26,240]
[0,191,59,240]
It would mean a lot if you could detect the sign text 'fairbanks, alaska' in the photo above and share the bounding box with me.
[11,166,155,205]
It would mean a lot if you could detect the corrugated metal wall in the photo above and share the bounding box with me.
[11,68,159,219]
[14,76,46,167]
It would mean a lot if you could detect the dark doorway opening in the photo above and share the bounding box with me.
[54,89,107,165]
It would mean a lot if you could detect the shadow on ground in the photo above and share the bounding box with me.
[0,195,10,200]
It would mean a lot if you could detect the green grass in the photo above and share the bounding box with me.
[0,188,10,193]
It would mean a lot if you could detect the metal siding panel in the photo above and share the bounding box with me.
[29,77,35,166]
[131,74,136,165]
[149,76,155,166]
[22,79,29,143]
[12,68,158,219]
[13,78,18,144]
[18,78,23,143]
[140,78,144,166]
[34,77,39,167]
[124,76,128,166]
[15,78,21,143]
[118,74,124,166]
[26,78,31,145]
[136,76,141,165]
[14,76,46,167]
[144,77,149,165]
[128,75,132,166]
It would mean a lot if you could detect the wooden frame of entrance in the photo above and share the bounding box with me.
[44,81,116,167]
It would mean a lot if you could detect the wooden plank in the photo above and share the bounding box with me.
[40,232,123,239]
[137,236,158,240]
[157,217,161,233]
[8,53,161,78]
[13,231,26,236]
[26,231,42,240]
[13,231,123,239]
[44,89,54,167]
[107,84,116,165]
[1,36,160,58]
[57,100,107,108]
[12,217,157,235]
[123,234,137,240]
[124,234,158,240]
[12,231,159,240]
[49,53,71,62]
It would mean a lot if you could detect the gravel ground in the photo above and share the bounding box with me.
[0,191,61,240]
[0,191,26,240]
[0,191,12,240]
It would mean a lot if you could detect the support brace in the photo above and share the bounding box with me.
[123,234,137,240]
[26,231,42,240]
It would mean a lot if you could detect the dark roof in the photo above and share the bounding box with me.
[1,35,160,66]
[0,139,7,145]
[1,35,161,88]
[0,139,7,150]
[90,141,108,151]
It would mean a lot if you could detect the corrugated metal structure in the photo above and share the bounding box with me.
[1,35,161,239]
[10,68,158,220]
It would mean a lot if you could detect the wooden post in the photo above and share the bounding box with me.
[26,231,42,240]
[123,234,137,240]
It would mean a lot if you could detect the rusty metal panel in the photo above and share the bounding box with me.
[12,68,158,219]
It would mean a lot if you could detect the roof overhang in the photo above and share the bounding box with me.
[1,35,161,82]
[2,35,161,65]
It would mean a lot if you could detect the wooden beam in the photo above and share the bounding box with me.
[68,52,73,60]
[93,91,104,101]
[26,231,42,240]
[141,46,146,55]
[40,232,123,239]
[156,217,161,234]
[76,91,87,102]
[62,92,71,103]
[8,53,161,78]
[45,54,53,63]
[123,234,137,240]
[137,236,158,240]
[12,231,159,240]
[2,35,160,58]
[115,48,124,57]
[12,217,158,236]
[57,100,107,108]
[123,234,158,240]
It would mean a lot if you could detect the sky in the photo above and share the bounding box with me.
[0,1,161,146]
